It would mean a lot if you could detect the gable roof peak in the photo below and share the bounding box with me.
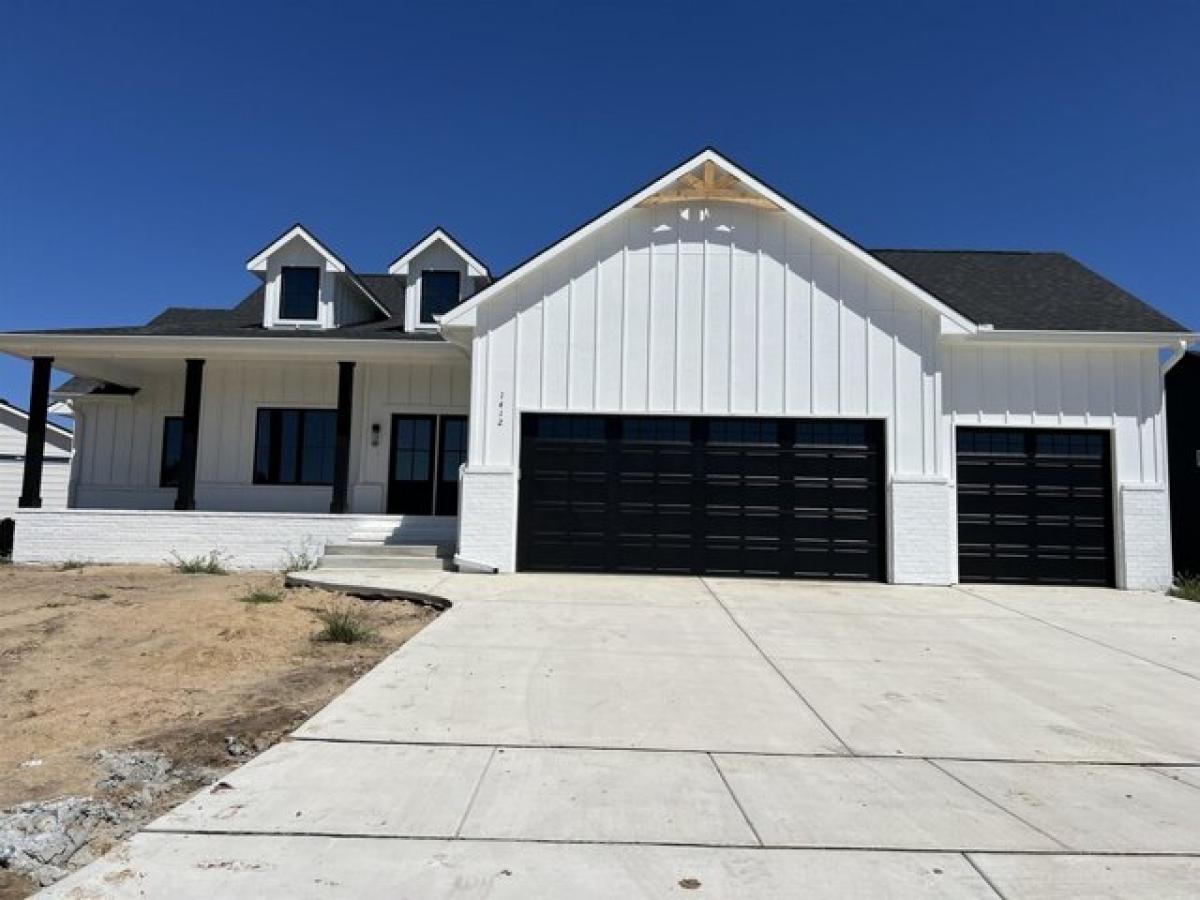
[438,147,978,333]
[387,226,490,277]
[244,223,390,319]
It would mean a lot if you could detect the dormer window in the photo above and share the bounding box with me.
[279,266,321,321]
[420,271,461,324]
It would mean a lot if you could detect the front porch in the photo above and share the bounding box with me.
[3,336,472,568]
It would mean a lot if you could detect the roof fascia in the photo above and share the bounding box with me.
[943,329,1198,347]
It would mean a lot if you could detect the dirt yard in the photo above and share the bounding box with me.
[0,563,439,897]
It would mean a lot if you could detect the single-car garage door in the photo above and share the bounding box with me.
[956,428,1114,586]
[517,415,885,580]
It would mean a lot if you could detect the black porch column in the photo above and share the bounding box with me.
[18,356,53,508]
[330,361,355,514]
[174,359,204,511]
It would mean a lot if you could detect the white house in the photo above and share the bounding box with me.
[0,149,1192,586]
[0,399,72,518]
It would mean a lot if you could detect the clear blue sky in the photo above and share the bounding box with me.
[1,0,1197,408]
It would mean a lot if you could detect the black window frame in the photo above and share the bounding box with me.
[253,407,338,486]
[159,416,184,488]
[279,266,322,321]
[419,270,462,324]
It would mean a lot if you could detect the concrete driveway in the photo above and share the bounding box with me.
[46,575,1200,898]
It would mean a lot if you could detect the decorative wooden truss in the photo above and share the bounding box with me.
[637,159,781,210]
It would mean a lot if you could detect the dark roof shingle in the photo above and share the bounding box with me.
[871,250,1188,333]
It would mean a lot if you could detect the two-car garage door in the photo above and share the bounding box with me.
[517,415,886,581]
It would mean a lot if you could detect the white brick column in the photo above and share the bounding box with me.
[889,477,955,585]
[1116,484,1172,590]
[456,467,518,572]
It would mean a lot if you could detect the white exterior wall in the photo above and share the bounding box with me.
[945,343,1172,589]
[455,198,1175,588]
[69,358,469,514]
[11,509,454,569]
[459,201,949,574]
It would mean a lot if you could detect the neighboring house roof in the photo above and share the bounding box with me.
[0,399,74,443]
[870,250,1189,333]
[51,377,139,398]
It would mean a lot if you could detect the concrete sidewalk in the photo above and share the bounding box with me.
[44,574,1200,898]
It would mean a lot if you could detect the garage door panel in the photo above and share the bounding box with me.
[956,428,1114,587]
[519,415,885,580]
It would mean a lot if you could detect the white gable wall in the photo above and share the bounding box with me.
[459,201,950,576]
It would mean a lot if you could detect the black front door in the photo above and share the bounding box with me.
[387,415,435,514]
[387,414,468,516]
[435,416,468,516]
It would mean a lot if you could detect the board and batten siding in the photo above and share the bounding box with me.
[945,343,1167,485]
[459,200,952,576]
[70,358,469,514]
[469,202,944,475]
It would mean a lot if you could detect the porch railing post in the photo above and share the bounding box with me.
[18,355,53,509]
[330,360,355,514]
[174,358,204,511]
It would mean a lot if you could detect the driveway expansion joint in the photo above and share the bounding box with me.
[961,852,1010,900]
[707,753,765,847]
[952,585,1200,684]
[925,758,1071,851]
[700,577,855,756]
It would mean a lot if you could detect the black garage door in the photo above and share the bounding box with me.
[517,415,885,580]
[956,428,1114,586]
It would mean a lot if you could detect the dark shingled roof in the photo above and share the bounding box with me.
[870,250,1189,333]
[12,275,447,342]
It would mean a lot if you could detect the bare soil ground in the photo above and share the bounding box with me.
[0,563,438,897]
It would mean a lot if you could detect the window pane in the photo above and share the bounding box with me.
[392,418,433,481]
[420,271,461,322]
[280,267,320,320]
[160,417,184,487]
[709,419,778,445]
[254,410,273,482]
[278,411,300,483]
[300,411,337,484]
[441,420,467,481]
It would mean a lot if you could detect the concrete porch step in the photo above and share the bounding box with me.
[316,554,453,571]
[324,543,453,558]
